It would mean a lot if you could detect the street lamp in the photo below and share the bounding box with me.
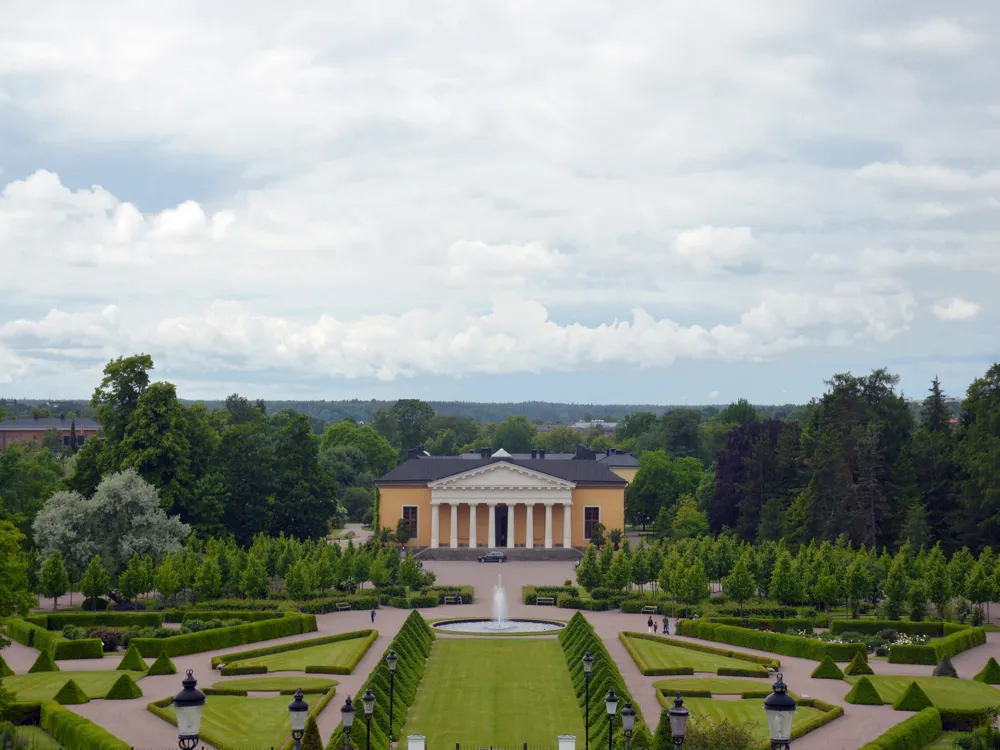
[763,673,797,750]
[387,649,398,742]
[288,688,309,750]
[667,694,689,749]
[621,699,636,750]
[605,689,618,750]
[362,688,375,750]
[582,651,594,748]
[341,696,356,750]
[172,670,206,750]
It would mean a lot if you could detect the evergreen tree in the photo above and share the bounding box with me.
[39,550,70,611]
[80,554,110,609]
[922,377,951,433]
[898,501,931,551]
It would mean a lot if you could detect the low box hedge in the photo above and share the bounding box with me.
[202,688,250,696]
[676,619,864,662]
[706,604,798,618]
[179,610,284,625]
[428,586,475,604]
[5,618,104,660]
[859,707,942,749]
[621,632,779,676]
[790,698,845,743]
[888,626,986,665]
[522,585,579,604]
[717,666,770,678]
[831,619,946,637]
[219,664,267,675]
[619,633,694,676]
[622,600,667,614]
[300,595,380,614]
[40,699,130,749]
[388,595,438,609]
[557,596,610,611]
[213,629,377,673]
[131,611,317,657]
[43,612,164,629]
[657,689,711,703]
[704,616,814,635]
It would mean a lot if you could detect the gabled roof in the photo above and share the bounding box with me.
[0,418,101,431]
[378,456,627,486]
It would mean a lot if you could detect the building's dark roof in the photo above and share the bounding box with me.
[458,450,639,467]
[0,418,101,431]
[378,457,627,486]
[597,452,639,467]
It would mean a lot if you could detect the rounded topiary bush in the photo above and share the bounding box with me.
[28,650,59,674]
[810,655,845,680]
[933,655,958,678]
[844,651,874,676]
[53,679,91,705]
[105,673,143,700]
[893,681,933,712]
[845,676,883,705]
[974,657,1000,684]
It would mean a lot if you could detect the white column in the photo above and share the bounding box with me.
[431,503,440,548]
[450,502,458,549]
[487,502,497,549]
[469,503,478,548]
[506,503,516,549]
[544,503,554,549]
[563,502,572,548]
[525,503,535,549]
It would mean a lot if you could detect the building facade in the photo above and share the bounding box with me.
[0,417,101,451]
[376,449,628,550]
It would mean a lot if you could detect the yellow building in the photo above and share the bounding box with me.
[376,447,633,550]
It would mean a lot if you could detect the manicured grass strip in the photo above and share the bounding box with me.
[669,697,826,744]
[151,694,303,748]
[621,633,772,676]
[214,629,376,672]
[212,676,338,693]
[846,675,1000,710]
[14,726,61,750]
[652,677,778,695]
[225,636,372,674]
[4,670,145,702]
[401,639,584,749]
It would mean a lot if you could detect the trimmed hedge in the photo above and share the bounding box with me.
[708,604,797,618]
[704,616,815,635]
[620,632,777,677]
[845,677,883,705]
[716,667,769,678]
[202,688,249,696]
[131,611,317,657]
[214,629,377,674]
[147,652,177,676]
[974,656,1000,684]
[428,585,475,604]
[28,650,59,674]
[889,626,986,665]
[622,600,665,614]
[40,612,163,629]
[53,679,90,705]
[859,707,942,750]
[557,596,610,611]
[219,664,268,675]
[831,620,947,637]
[676,619,865,662]
[105,673,143,700]
[893,682,933,712]
[176,610,284,625]
[559,614,654,750]
[326,611,435,750]
[5,618,104,660]
[300,595,380,614]
[938,707,998,731]
[810,655,844,680]
[117,643,148,671]
[40,700,130,750]
[845,652,874,676]
[522,585,580,604]
[789,697,845,743]
[388,595,438,609]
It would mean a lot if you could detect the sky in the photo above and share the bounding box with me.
[0,1,997,406]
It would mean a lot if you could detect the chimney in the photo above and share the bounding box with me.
[539,449,546,459]
[531,449,537,459]
[606,448,611,456]
[486,447,493,459]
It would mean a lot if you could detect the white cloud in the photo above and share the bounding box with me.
[708,390,720,400]
[446,240,567,285]
[674,227,759,273]
[856,163,1000,192]
[932,298,982,321]
[856,18,979,53]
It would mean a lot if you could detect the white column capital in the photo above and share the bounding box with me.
[544,501,555,507]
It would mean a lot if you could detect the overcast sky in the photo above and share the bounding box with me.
[1,1,996,405]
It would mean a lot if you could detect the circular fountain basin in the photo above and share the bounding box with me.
[432,618,566,635]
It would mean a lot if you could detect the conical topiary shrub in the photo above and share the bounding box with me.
[117,643,148,672]
[53,679,90,705]
[27,650,59,674]
[301,715,323,750]
[974,657,1000,684]
[933,655,958,678]
[845,651,874,676]
[845,676,883,705]
[146,651,177,676]
[810,655,845,680]
[893,681,933,711]
[0,653,13,678]
[104,673,143,700]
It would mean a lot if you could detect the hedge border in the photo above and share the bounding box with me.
[830,620,949,637]
[888,626,986,665]
[859,707,942,749]
[213,629,376,670]
[39,700,131,750]
[522,585,580,604]
[4,618,104,660]
[131,612,317,658]
[676,620,865,662]
[620,632,778,676]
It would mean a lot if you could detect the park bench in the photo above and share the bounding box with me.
[641,605,658,614]
[443,595,462,605]
[335,601,352,612]
[536,596,556,606]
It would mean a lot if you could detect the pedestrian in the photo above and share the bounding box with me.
[662,618,669,635]
[370,609,376,624]
[647,616,653,634]
[652,619,658,635]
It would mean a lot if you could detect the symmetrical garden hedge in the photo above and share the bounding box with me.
[131,611,317,657]
[620,632,777,677]
[300,595,380,614]
[560,613,653,750]
[859,707,942,749]
[676,620,865,662]
[164,610,284,624]
[830,620,947,637]
[24,612,164,629]
[522,585,579,604]
[214,629,377,674]
[5,618,104,660]
[887,626,986,665]
[325,611,435,750]
[702,617,815,634]
[39,699,131,750]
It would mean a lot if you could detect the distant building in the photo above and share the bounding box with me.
[0,417,101,451]
[571,420,617,432]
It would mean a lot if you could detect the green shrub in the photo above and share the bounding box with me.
[557,596,610,611]
[300,595,380,614]
[302,715,323,750]
[388,595,438,609]
[5,618,105,659]
[704,616,815,634]
[858,706,943,749]
[831,620,945,637]
[53,638,105,659]
[117,643,149,671]
[44,612,163,629]
[845,677,883,705]
[717,666,770,678]
[40,700,129,749]
[178,610,283,624]
[202,688,249,696]
[220,664,268,675]
[428,585,475,604]
[973,657,1000,684]
[938,707,997,731]
[845,652,874,676]
[52,679,90,705]
[28,650,59,674]
[893,682,933,712]
[0,654,12,678]
[933,655,958,678]
[676,619,863,662]
[146,652,177,676]
[105,674,143,700]
[810,655,845,680]
[131,611,317,657]
[889,627,986,665]
[212,629,376,669]
[621,600,664,614]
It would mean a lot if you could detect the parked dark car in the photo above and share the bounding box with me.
[478,551,507,563]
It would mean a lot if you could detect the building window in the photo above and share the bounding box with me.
[584,507,600,540]
[402,506,418,538]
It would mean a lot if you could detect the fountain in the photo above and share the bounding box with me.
[432,573,566,634]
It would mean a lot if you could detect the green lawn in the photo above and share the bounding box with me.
[4,670,146,702]
[227,638,370,672]
[846,676,1000,710]
[923,732,967,749]
[624,635,768,674]
[212,676,337,692]
[653,677,773,695]
[15,726,61,750]
[680,698,825,743]
[156,695,303,749]
[401,640,585,749]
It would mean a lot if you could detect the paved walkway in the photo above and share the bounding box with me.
[8,561,1000,750]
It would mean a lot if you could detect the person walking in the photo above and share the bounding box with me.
[647,616,654,634]
[652,619,658,634]
[370,609,376,624]
[662,618,669,635]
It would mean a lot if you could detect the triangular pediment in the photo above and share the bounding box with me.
[428,461,576,490]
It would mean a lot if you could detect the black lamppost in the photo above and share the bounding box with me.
[605,689,618,750]
[621,699,636,750]
[172,670,205,750]
[763,673,797,749]
[582,651,594,749]
[387,649,398,742]
[288,688,309,750]
[667,694,689,749]
[362,688,375,750]
[341,696,356,750]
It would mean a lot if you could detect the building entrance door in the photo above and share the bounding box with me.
[495,504,508,547]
